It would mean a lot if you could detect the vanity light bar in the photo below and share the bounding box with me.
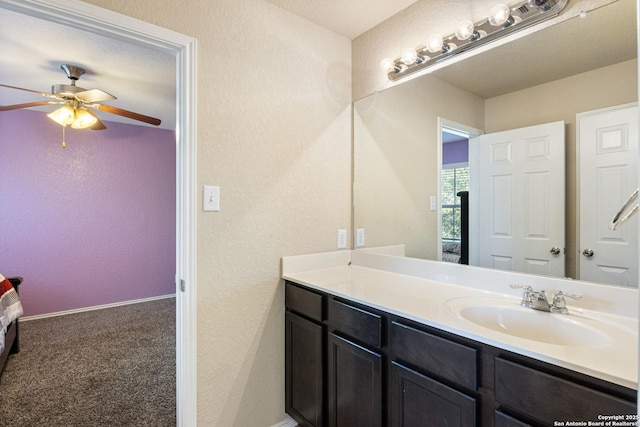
[382,0,569,81]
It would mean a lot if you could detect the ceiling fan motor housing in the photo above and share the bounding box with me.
[51,83,86,98]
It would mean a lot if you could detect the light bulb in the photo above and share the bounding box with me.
[380,57,396,73]
[401,48,418,65]
[426,34,444,53]
[71,109,98,129]
[47,105,75,126]
[455,20,475,40]
[489,4,511,26]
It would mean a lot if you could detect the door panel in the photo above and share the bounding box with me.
[469,121,565,277]
[578,104,638,286]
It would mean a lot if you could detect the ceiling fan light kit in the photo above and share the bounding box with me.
[0,63,161,148]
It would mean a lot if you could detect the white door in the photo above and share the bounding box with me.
[469,121,565,277]
[578,104,638,287]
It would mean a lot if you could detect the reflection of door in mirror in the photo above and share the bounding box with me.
[440,129,469,264]
[578,104,638,287]
[469,121,566,277]
[438,120,483,264]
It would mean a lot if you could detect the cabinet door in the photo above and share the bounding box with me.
[286,312,324,427]
[391,362,476,427]
[328,333,382,427]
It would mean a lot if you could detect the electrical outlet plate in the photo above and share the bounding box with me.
[337,229,347,248]
[356,228,365,247]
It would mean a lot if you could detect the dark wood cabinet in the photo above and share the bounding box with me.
[327,333,383,427]
[390,321,477,391]
[285,312,324,427]
[495,357,637,426]
[391,362,476,427]
[284,280,637,427]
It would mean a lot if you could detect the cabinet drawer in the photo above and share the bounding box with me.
[391,321,477,391]
[495,358,637,425]
[286,282,323,322]
[328,299,382,348]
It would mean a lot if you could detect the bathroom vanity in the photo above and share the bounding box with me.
[282,250,638,427]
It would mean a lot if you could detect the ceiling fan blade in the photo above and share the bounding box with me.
[0,100,60,111]
[74,89,117,103]
[0,83,53,98]
[90,104,161,126]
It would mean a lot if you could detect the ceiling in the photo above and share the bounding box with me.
[264,0,418,39]
[0,8,176,130]
[0,0,636,131]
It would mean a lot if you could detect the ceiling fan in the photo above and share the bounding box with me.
[0,64,162,131]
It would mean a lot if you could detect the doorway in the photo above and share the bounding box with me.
[437,118,482,264]
[0,1,197,426]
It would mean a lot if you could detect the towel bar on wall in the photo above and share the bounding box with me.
[609,188,639,231]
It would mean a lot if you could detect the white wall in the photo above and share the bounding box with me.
[84,0,351,425]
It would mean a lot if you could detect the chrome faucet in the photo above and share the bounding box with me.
[510,285,581,314]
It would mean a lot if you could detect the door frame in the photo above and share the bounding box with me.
[0,1,198,426]
[437,118,483,261]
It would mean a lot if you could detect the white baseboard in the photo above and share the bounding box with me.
[271,416,297,427]
[21,294,176,321]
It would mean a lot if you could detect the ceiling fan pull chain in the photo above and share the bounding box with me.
[61,125,66,149]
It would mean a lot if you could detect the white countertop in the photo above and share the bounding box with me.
[282,250,639,389]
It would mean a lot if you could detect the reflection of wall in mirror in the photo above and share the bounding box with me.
[353,74,484,260]
[443,139,468,165]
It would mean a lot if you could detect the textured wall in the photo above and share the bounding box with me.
[80,0,352,426]
[0,109,176,316]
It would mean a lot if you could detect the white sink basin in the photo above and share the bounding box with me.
[444,297,629,348]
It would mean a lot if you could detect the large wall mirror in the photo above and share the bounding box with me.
[353,0,638,287]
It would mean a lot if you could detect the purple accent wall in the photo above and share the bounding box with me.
[0,109,176,316]
[443,139,469,165]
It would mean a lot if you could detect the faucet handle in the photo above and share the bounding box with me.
[551,290,582,314]
[509,284,533,292]
[510,284,534,307]
[555,290,581,301]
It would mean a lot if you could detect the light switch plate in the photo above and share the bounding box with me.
[203,185,220,212]
[429,195,437,211]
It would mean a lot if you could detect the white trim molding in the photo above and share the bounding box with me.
[21,294,176,321]
[0,1,198,426]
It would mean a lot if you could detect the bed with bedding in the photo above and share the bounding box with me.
[0,274,23,377]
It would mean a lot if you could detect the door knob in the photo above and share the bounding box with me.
[582,249,594,258]
[550,246,561,255]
